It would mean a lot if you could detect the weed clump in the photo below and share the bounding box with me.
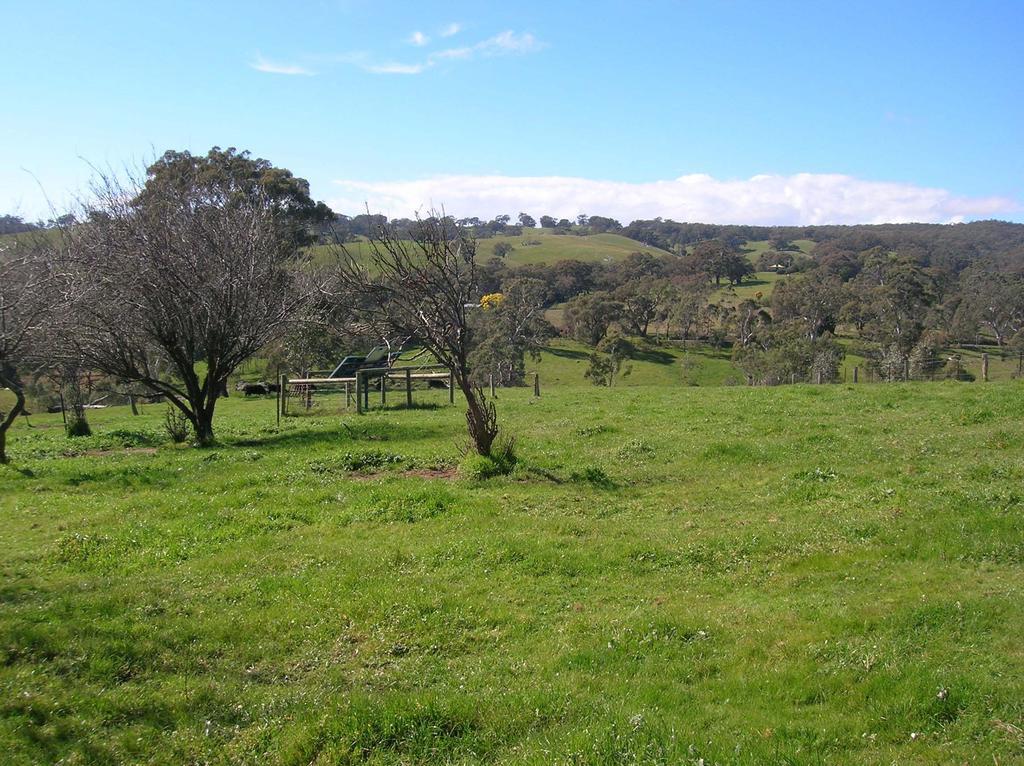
[65,415,92,438]
[460,436,517,480]
[163,406,191,443]
[338,450,406,471]
[569,465,616,488]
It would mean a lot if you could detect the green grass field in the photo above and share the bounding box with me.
[309,230,675,268]
[534,338,742,387]
[2,381,1023,765]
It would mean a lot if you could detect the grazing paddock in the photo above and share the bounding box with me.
[1,383,1022,764]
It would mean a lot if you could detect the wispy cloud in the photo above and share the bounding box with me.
[329,173,1020,225]
[431,31,543,63]
[365,61,428,75]
[335,30,544,75]
[440,22,461,37]
[249,54,315,76]
[408,30,429,46]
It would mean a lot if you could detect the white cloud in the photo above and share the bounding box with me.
[408,30,429,46]
[365,61,428,75]
[328,173,1020,225]
[335,30,544,75]
[249,54,315,76]
[432,31,543,62]
[440,22,461,37]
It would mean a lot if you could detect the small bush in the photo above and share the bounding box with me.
[459,437,517,480]
[459,453,506,480]
[338,450,406,471]
[569,465,616,488]
[491,435,517,470]
[163,406,192,443]
[65,415,92,438]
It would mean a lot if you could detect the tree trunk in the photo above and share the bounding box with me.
[460,379,497,456]
[0,382,26,465]
[193,409,216,446]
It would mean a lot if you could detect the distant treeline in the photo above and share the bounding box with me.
[317,213,1024,274]
[621,219,1024,273]
[0,213,76,235]
[321,212,628,242]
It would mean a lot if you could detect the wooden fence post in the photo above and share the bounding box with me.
[281,375,289,417]
[276,374,282,426]
[982,353,989,382]
[853,366,859,383]
[355,372,363,415]
[449,371,455,404]
[380,373,387,406]
[489,373,495,398]
[533,373,540,397]
[405,368,412,407]
[903,358,910,381]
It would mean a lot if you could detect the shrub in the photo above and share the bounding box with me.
[460,437,516,479]
[163,406,192,443]
[459,453,505,480]
[569,465,615,488]
[338,450,405,471]
[944,356,976,381]
[65,415,92,438]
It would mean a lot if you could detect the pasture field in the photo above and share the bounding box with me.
[308,230,674,268]
[534,338,741,387]
[1,382,1023,764]
[474,232,675,266]
[710,271,783,306]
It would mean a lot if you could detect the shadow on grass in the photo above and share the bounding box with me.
[544,346,590,361]
[630,347,675,365]
[0,462,36,478]
[230,419,449,450]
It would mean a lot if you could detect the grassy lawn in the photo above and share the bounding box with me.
[1,382,1023,764]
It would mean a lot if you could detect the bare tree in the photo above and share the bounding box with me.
[60,168,319,445]
[327,214,502,456]
[0,238,59,463]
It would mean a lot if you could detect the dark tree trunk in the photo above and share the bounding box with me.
[193,415,215,446]
[190,390,220,447]
[0,380,26,465]
[459,378,497,456]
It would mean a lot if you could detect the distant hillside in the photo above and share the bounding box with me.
[476,231,674,265]
[10,217,1024,273]
[624,219,1024,271]
[309,230,674,267]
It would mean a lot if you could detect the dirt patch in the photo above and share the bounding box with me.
[351,467,458,481]
[79,447,159,457]
[403,467,458,479]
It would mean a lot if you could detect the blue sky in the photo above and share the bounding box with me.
[2,0,1022,224]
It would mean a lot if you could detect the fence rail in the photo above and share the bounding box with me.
[279,365,454,418]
